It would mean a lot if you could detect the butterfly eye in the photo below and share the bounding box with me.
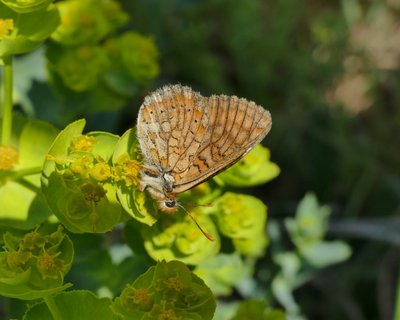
[165,201,176,208]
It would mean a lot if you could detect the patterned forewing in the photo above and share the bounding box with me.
[137,85,209,181]
[173,95,272,193]
[137,93,169,170]
[166,86,209,182]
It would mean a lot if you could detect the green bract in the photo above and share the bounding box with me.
[0,0,53,13]
[51,0,128,46]
[0,116,59,229]
[232,233,269,258]
[111,260,216,320]
[0,3,59,57]
[142,212,220,265]
[230,300,286,320]
[179,180,223,216]
[0,225,73,299]
[113,129,158,226]
[47,43,110,91]
[194,253,253,296]
[24,290,118,319]
[214,192,267,239]
[217,145,280,187]
[285,192,330,245]
[285,193,352,267]
[105,32,160,85]
[41,119,122,233]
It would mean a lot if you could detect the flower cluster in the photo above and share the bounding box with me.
[0,225,73,299]
[46,0,159,112]
[111,260,216,320]
[41,120,123,233]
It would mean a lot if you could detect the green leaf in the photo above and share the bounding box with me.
[299,240,352,268]
[0,0,53,13]
[0,3,60,57]
[285,192,331,246]
[23,290,118,320]
[113,129,158,226]
[194,253,253,296]
[65,233,115,292]
[18,119,59,185]
[0,117,58,229]
[230,300,286,320]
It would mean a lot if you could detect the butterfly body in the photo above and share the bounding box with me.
[137,84,272,212]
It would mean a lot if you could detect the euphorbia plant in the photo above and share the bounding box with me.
[0,1,285,319]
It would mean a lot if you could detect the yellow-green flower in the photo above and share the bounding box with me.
[217,144,280,187]
[70,135,97,152]
[0,225,74,298]
[0,19,13,39]
[214,192,267,239]
[48,45,110,92]
[89,162,112,181]
[0,145,18,170]
[106,32,160,84]
[36,251,65,280]
[52,0,126,46]
[111,261,216,320]
[233,233,268,258]
[142,211,219,265]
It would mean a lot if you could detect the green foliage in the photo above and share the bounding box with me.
[41,120,122,233]
[106,31,160,86]
[0,116,58,229]
[286,193,352,267]
[24,290,118,320]
[0,2,59,57]
[194,253,252,297]
[43,0,159,118]
[0,225,73,299]
[47,44,110,92]
[142,212,220,265]
[51,0,127,46]
[230,300,286,320]
[113,128,158,226]
[111,260,216,320]
[217,143,280,187]
[1,0,53,13]
[270,194,352,319]
[4,0,394,318]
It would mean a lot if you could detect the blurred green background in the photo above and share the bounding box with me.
[9,0,400,319]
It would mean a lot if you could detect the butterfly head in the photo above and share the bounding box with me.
[158,199,178,213]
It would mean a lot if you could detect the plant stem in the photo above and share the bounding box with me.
[395,272,400,320]
[11,166,43,180]
[44,295,63,320]
[1,55,13,146]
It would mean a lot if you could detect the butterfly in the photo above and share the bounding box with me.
[137,84,272,213]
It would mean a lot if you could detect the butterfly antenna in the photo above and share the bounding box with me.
[177,203,215,242]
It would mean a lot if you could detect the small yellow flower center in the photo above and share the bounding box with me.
[0,19,14,39]
[0,145,18,170]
